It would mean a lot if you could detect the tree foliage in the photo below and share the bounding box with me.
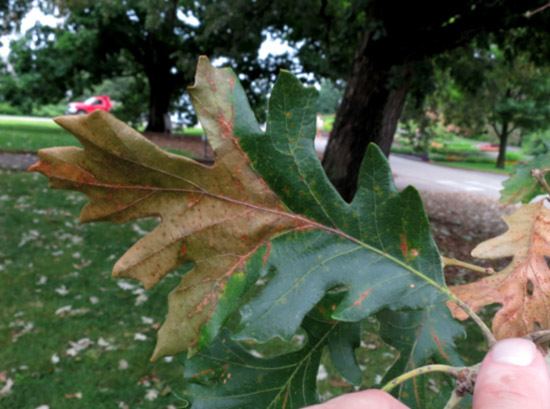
[432,44,550,167]
[3,0,293,130]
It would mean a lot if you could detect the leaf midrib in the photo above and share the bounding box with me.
[41,173,452,301]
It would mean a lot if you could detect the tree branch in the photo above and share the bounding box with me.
[368,0,545,65]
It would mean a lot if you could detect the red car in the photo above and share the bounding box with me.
[66,95,113,115]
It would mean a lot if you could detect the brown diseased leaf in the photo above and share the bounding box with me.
[449,201,550,339]
[29,57,306,360]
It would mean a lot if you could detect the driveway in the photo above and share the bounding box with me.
[315,135,507,199]
[389,155,507,199]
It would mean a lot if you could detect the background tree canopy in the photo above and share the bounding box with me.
[0,0,548,191]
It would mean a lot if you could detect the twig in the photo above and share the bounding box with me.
[442,256,494,275]
[532,168,550,195]
[382,364,462,393]
[525,2,550,18]
[447,291,497,347]
[525,329,550,345]
[443,390,464,409]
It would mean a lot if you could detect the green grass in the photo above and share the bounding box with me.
[181,127,204,138]
[0,117,196,157]
[433,160,514,174]
[0,171,188,408]
[0,118,79,152]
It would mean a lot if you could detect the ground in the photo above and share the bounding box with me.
[421,191,513,283]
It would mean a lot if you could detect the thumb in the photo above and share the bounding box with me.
[473,338,550,409]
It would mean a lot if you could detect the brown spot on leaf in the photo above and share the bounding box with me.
[262,242,272,266]
[400,234,408,258]
[431,331,450,361]
[353,289,372,307]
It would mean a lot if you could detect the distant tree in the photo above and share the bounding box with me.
[316,79,343,114]
[434,45,550,168]
[0,0,31,33]
[242,0,550,200]
[4,0,284,132]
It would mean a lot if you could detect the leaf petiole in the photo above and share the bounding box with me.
[381,364,462,393]
[442,256,494,275]
[447,293,497,347]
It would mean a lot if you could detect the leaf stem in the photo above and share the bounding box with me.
[382,364,462,393]
[532,168,550,195]
[526,329,550,345]
[443,390,464,409]
[442,256,494,275]
[447,292,496,347]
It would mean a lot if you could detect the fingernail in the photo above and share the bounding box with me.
[491,338,536,367]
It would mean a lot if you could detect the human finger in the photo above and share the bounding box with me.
[473,338,550,409]
[304,389,409,409]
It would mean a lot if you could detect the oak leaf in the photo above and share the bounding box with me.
[31,57,463,407]
[449,201,550,338]
[29,59,306,359]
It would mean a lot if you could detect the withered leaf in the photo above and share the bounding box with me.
[29,59,306,359]
[449,201,550,338]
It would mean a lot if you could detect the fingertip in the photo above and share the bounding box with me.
[305,389,408,409]
[473,338,550,409]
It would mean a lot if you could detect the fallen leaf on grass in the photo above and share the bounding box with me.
[55,285,69,296]
[450,201,550,338]
[55,305,90,317]
[145,389,159,401]
[66,338,94,357]
[134,333,148,341]
[118,359,129,370]
[0,377,14,398]
[10,320,34,342]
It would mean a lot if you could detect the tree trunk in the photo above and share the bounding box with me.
[145,73,173,133]
[496,121,509,169]
[322,32,411,202]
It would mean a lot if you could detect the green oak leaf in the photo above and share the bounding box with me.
[378,308,463,406]
[183,317,335,409]
[236,70,464,404]
[500,152,550,204]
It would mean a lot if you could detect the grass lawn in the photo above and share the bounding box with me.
[175,127,204,138]
[433,160,514,174]
[0,118,79,152]
[0,116,196,159]
[0,171,188,408]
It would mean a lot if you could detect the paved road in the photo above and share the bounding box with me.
[389,155,507,199]
[315,135,507,199]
